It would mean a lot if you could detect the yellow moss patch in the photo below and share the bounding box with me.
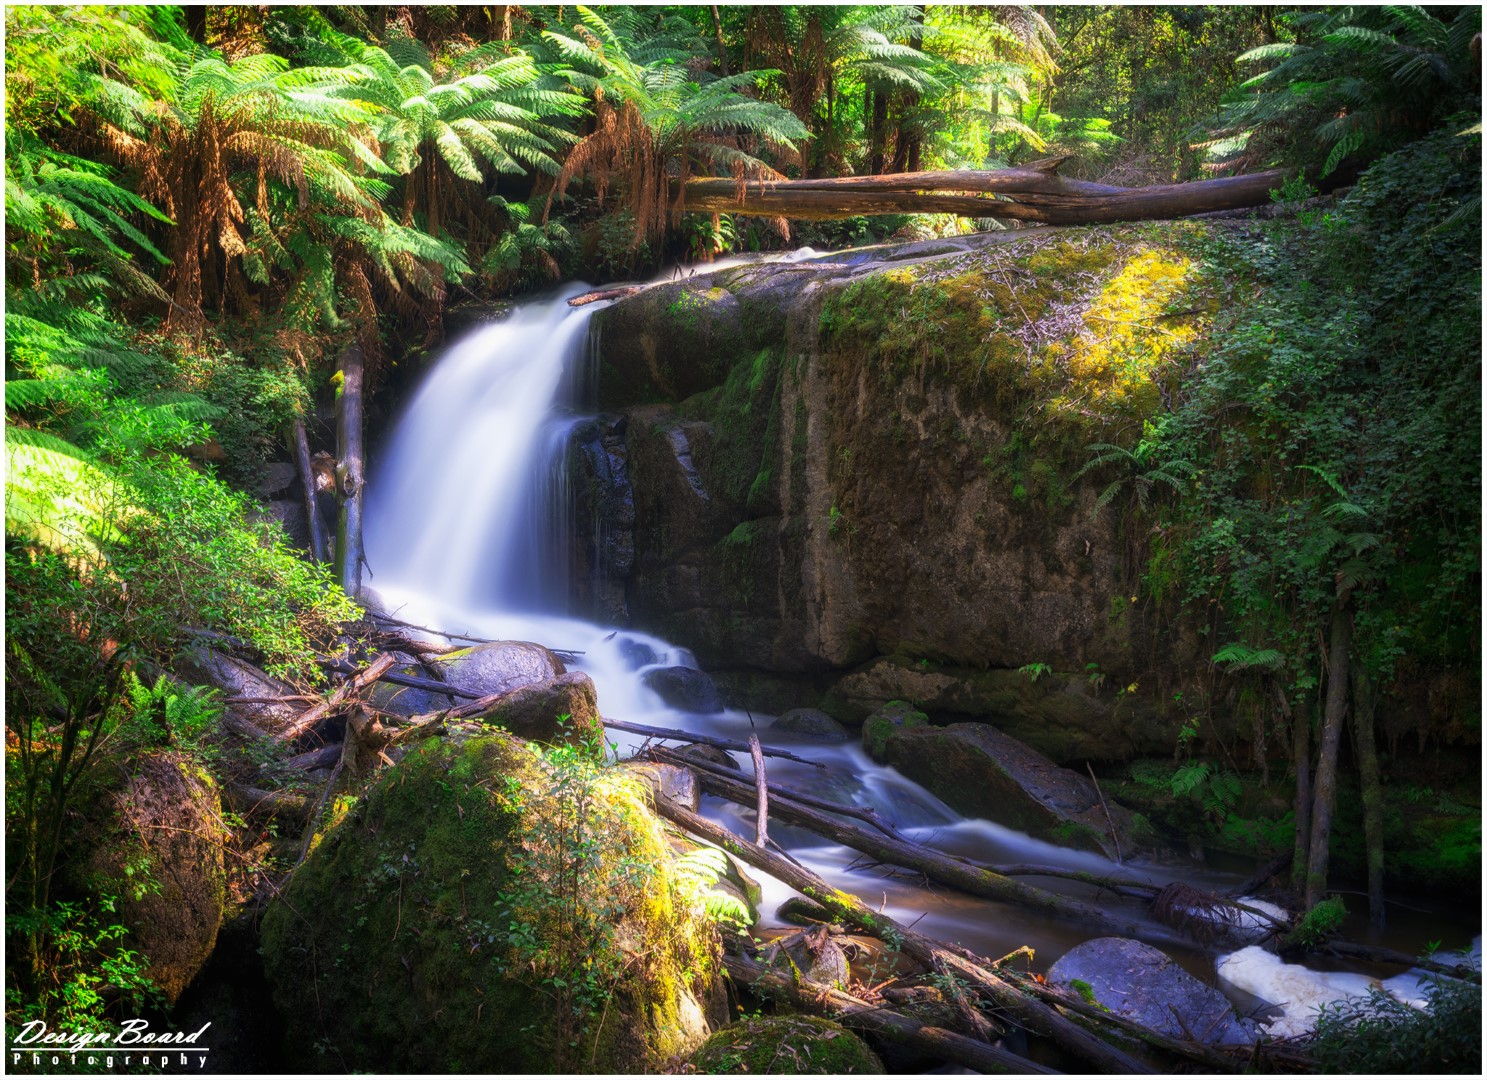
[1042,249,1199,419]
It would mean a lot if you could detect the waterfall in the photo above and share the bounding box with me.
[359,283,1475,1017]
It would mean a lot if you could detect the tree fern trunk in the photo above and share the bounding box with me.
[1304,597,1352,910]
[335,342,366,598]
[1351,661,1386,927]
[1290,687,1312,895]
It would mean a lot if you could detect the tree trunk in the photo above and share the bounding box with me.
[1291,688,1313,894]
[868,90,888,175]
[679,159,1310,225]
[710,5,729,76]
[291,418,331,563]
[335,342,366,598]
[1305,597,1352,910]
[1351,661,1385,928]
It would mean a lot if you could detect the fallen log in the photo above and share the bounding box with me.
[326,658,484,699]
[671,760,1142,936]
[334,341,366,597]
[653,797,1153,1074]
[679,159,1302,226]
[647,746,909,841]
[224,783,311,823]
[567,285,645,307]
[280,653,397,741]
[720,950,1056,1075]
[1319,940,1482,981]
[603,717,825,768]
[270,744,342,773]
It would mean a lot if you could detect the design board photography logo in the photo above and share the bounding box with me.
[10,1019,211,1071]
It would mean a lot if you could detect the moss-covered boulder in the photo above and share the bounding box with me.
[689,1015,883,1074]
[261,733,723,1072]
[368,640,564,717]
[477,670,603,746]
[72,752,228,1004]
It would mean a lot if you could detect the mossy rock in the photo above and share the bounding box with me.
[367,640,563,718]
[861,700,929,760]
[477,670,603,747]
[689,1015,883,1074]
[71,751,228,1004]
[260,733,723,1072]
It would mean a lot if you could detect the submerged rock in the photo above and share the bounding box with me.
[1048,937,1256,1046]
[261,733,723,1072]
[861,699,929,759]
[770,707,850,743]
[864,718,1139,858]
[643,665,725,713]
[368,640,564,717]
[71,752,228,1004]
[689,1015,883,1074]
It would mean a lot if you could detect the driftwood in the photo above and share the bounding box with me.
[326,658,483,699]
[679,158,1299,225]
[667,758,1140,936]
[271,744,342,773]
[721,951,1056,1075]
[653,796,1154,1074]
[279,653,396,742]
[567,285,645,307]
[1320,940,1482,981]
[748,733,769,847]
[602,717,825,768]
[334,341,366,597]
[290,418,331,564]
[647,746,908,841]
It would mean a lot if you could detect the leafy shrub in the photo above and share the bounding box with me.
[1311,974,1482,1074]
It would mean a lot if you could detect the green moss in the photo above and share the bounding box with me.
[861,700,929,760]
[260,734,719,1073]
[690,1015,883,1074]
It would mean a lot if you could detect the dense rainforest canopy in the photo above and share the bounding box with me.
[4,4,1481,1075]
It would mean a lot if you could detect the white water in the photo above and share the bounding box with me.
[361,284,1477,1036]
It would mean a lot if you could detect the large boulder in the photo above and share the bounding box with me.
[864,719,1140,858]
[260,733,723,1073]
[72,752,228,1004]
[1048,937,1256,1046]
[477,671,603,747]
[642,666,724,713]
[368,640,564,717]
[689,1015,883,1075]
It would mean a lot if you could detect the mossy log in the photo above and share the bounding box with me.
[720,951,1056,1075]
[679,158,1295,225]
[653,796,1154,1074]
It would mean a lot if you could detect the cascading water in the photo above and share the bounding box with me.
[362,279,1477,1038]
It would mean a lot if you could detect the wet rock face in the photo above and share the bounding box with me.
[769,708,850,744]
[591,231,1168,715]
[1048,937,1257,1046]
[864,718,1141,858]
[567,414,635,624]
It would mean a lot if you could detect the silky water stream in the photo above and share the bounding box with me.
[361,281,1478,1048]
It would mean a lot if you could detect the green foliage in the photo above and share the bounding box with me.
[1291,895,1347,948]
[1148,124,1480,702]
[1206,6,1482,175]
[121,674,223,752]
[4,897,162,1051]
[1312,973,1481,1074]
[1019,662,1053,683]
[1169,761,1242,823]
[672,845,751,932]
